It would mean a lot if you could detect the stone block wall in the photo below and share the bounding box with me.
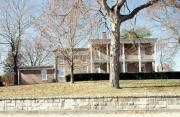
[0,96,180,112]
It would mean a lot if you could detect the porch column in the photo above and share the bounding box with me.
[139,61,142,72]
[106,44,109,73]
[122,43,125,72]
[90,45,93,73]
[154,42,157,72]
[123,61,126,73]
[138,43,142,72]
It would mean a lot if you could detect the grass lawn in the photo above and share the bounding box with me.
[0,80,180,98]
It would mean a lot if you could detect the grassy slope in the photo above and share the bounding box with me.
[0,80,180,98]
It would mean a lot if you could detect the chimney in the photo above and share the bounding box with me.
[102,32,107,39]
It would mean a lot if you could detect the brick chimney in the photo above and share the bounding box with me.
[102,32,107,39]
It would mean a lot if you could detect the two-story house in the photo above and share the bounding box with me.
[54,33,157,81]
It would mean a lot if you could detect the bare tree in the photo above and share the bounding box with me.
[148,0,180,69]
[96,0,162,88]
[0,0,31,85]
[96,0,180,88]
[149,0,180,43]
[162,0,180,9]
[156,39,175,72]
[21,38,53,67]
[37,0,93,83]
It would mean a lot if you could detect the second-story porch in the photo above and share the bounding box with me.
[88,38,157,73]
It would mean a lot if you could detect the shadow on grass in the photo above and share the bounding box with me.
[121,85,180,89]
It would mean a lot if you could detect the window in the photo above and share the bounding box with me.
[82,65,88,73]
[59,54,64,64]
[94,64,100,73]
[94,48,100,60]
[141,64,146,72]
[141,48,145,59]
[81,55,88,61]
[58,66,65,77]
[41,69,47,80]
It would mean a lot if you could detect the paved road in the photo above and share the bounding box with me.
[1,112,180,117]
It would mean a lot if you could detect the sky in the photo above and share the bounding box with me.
[0,0,179,74]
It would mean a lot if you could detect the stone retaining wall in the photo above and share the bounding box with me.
[0,96,180,112]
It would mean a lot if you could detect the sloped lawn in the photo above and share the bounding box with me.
[0,80,180,98]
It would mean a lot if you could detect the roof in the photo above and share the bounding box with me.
[88,38,157,44]
[19,66,54,71]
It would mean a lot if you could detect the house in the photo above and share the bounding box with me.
[17,33,157,84]
[54,33,157,81]
[18,66,55,85]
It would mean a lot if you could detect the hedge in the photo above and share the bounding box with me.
[0,82,4,87]
[65,72,180,82]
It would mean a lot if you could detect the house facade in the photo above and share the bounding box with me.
[55,35,157,80]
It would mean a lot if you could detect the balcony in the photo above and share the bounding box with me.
[126,55,138,60]
[120,55,138,61]
[93,53,108,63]
[120,54,154,62]
[141,55,154,61]
[92,53,155,63]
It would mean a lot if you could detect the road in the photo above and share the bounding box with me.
[0,112,180,117]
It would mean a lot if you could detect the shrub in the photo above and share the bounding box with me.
[1,72,14,86]
[65,72,180,82]
[65,73,109,82]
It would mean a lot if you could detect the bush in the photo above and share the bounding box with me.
[1,72,14,86]
[0,76,4,87]
[65,73,109,82]
[65,72,180,82]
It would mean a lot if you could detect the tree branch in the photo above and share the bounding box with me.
[121,0,159,22]
[97,0,111,15]
[117,0,126,10]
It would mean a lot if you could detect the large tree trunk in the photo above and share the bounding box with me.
[109,21,121,88]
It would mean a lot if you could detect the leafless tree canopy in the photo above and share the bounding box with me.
[21,38,53,67]
[35,0,97,83]
[146,0,180,70]
[0,0,31,85]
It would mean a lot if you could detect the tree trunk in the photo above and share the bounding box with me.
[160,49,164,72]
[55,56,58,82]
[13,54,18,85]
[70,63,74,83]
[109,21,121,89]
[70,52,74,83]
